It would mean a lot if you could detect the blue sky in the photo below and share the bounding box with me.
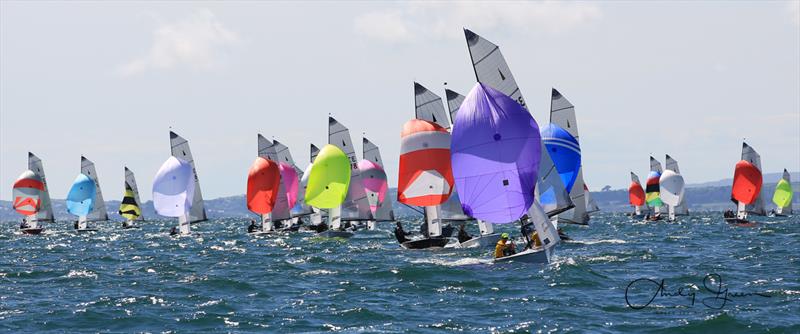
[1,1,798,201]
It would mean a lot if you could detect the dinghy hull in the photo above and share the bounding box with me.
[401,237,450,249]
[493,248,549,264]
[317,230,354,238]
[21,228,44,235]
[458,233,501,248]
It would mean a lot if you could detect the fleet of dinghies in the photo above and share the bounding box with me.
[7,29,796,266]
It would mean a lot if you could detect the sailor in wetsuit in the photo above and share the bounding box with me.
[247,219,258,233]
[457,224,472,243]
[169,226,179,236]
[394,222,411,243]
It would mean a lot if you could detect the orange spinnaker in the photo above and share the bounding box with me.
[247,157,281,214]
[731,160,762,205]
[628,181,645,206]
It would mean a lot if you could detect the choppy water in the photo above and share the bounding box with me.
[1,212,798,333]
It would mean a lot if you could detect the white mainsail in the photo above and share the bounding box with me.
[585,184,600,214]
[27,152,54,222]
[362,137,394,221]
[665,154,689,215]
[124,166,145,221]
[170,131,207,223]
[463,28,574,220]
[80,156,109,221]
[328,117,373,221]
[549,89,588,224]
[741,142,766,216]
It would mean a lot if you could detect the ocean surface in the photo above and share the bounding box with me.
[1,212,798,333]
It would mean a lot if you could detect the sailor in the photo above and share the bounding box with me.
[494,233,516,258]
[74,220,80,230]
[169,226,178,236]
[20,218,29,229]
[528,231,542,249]
[122,221,131,228]
[247,219,258,233]
[394,222,410,243]
[457,224,471,243]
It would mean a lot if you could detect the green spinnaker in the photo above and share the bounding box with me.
[304,144,351,209]
[772,179,793,208]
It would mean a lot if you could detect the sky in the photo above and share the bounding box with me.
[1,1,799,202]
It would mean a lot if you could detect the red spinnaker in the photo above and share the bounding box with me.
[628,181,645,206]
[397,119,453,207]
[731,160,762,205]
[246,157,281,215]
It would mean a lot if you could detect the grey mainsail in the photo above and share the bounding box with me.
[741,142,766,216]
[445,89,466,125]
[549,88,588,224]
[414,82,452,130]
[80,156,108,221]
[329,117,373,220]
[273,139,309,216]
[27,152,54,222]
[256,134,291,220]
[464,28,574,218]
[362,137,394,221]
[778,169,793,214]
[649,156,666,214]
[124,167,145,221]
[664,154,689,215]
[310,144,320,163]
[170,131,207,223]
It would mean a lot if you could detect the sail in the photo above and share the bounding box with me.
[80,156,108,221]
[12,170,44,216]
[463,29,526,108]
[732,160,762,205]
[170,131,207,222]
[463,29,572,219]
[328,117,373,220]
[246,157,281,215]
[414,82,451,129]
[358,159,388,215]
[305,144,351,209]
[398,119,453,207]
[273,139,305,213]
[153,156,195,217]
[549,89,588,224]
[66,173,96,217]
[27,152,54,222]
[362,137,394,221]
[741,142,766,215]
[445,89,466,125]
[256,135,291,219]
[659,170,685,207]
[541,124,581,192]
[121,167,144,221]
[584,184,600,213]
[772,169,793,212]
[665,155,689,215]
[451,83,541,224]
[629,173,646,207]
[645,157,664,208]
[310,144,320,163]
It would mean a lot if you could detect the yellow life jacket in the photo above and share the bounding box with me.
[494,239,507,258]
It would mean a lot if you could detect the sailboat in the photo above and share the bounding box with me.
[67,173,98,232]
[246,143,281,234]
[629,172,647,217]
[397,117,454,249]
[273,139,307,225]
[584,184,600,214]
[462,28,574,234]
[771,169,793,216]
[153,156,195,235]
[659,169,685,221]
[361,137,394,230]
[547,89,590,225]
[28,152,54,223]
[452,82,558,264]
[119,167,144,228]
[304,143,353,238]
[81,156,108,222]
[299,144,326,229]
[170,131,208,223]
[726,153,763,225]
[256,135,296,231]
[665,155,689,215]
[416,82,495,247]
[645,156,664,220]
[329,117,373,229]
[741,142,767,216]
[12,170,46,235]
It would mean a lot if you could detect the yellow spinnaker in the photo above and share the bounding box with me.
[772,179,793,208]
[304,144,351,209]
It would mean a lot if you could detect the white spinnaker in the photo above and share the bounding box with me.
[363,137,394,221]
[665,154,689,215]
[414,82,452,130]
[153,156,195,217]
[328,117,373,220]
[741,142,766,216]
[549,89,588,224]
[81,156,109,221]
[170,131,207,223]
[464,28,573,219]
[27,152,54,222]
[256,134,291,220]
[659,170,685,207]
[124,167,145,221]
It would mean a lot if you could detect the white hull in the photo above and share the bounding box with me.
[493,247,550,264]
[458,233,501,249]
[317,230,354,238]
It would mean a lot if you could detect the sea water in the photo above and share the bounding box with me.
[1,213,798,333]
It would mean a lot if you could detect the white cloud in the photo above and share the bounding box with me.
[353,2,602,43]
[118,9,241,76]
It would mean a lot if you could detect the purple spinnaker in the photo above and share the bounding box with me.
[451,83,542,224]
